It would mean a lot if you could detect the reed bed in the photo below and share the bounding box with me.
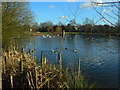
[2,46,95,89]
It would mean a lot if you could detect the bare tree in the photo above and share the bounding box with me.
[88,0,120,54]
[91,0,119,26]
[62,3,82,26]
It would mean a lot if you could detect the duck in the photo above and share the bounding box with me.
[42,35,46,38]
[48,36,51,38]
[62,48,65,50]
[57,50,61,52]
[31,49,36,52]
[73,49,77,52]
[51,50,54,52]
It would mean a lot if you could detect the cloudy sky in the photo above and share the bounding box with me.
[29,1,118,25]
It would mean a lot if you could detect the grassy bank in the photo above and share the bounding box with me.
[2,46,96,89]
[28,32,59,36]
[66,32,120,36]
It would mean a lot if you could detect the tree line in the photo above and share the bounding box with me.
[35,20,119,35]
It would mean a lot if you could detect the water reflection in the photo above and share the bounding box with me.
[23,35,119,88]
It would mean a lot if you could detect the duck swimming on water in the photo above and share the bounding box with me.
[73,49,77,52]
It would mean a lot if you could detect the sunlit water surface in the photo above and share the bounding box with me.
[21,35,119,88]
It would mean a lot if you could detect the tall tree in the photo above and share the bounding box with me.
[2,2,33,48]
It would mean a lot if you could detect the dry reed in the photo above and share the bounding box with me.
[2,46,95,89]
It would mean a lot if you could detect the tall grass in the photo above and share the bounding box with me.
[2,46,96,89]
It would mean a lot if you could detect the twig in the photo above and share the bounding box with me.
[38,75,56,88]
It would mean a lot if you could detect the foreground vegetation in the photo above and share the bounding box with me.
[2,46,96,89]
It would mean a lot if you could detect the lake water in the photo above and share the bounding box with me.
[23,35,119,88]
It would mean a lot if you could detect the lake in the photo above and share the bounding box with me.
[22,35,119,88]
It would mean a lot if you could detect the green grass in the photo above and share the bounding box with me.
[66,32,120,36]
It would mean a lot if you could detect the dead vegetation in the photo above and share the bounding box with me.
[2,46,95,89]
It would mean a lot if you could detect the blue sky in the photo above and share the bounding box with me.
[28,0,119,2]
[29,2,118,25]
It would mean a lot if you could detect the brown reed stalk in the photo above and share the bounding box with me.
[28,49,31,55]
[53,65,56,70]
[20,60,23,73]
[27,72,33,89]
[38,75,56,88]
[29,71,35,89]
[40,69,43,85]
[35,67,38,88]
[10,74,13,88]
[4,56,7,75]
[77,58,81,78]
[21,48,24,53]
[2,47,94,89]
[58,53,62,77]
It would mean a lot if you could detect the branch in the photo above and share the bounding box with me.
[91,1,115,26]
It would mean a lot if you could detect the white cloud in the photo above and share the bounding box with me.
[95,0,104,6]
[49,5,56,8]
[102,8,113,14]
[80,0,108,9]
[67,0,75,2]
[102,9,106,13]
[96,0,103,3]
[109,8,113,11]
[108,7,113,13]
[80,0,92,8]
[59,16,68,19]
[102,18,106,22]
[80,2,92,8]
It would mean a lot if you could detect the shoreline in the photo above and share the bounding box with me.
[30,32,120,36]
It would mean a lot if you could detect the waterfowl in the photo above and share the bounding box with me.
[65,48,67,50]
[57,50,61,52]
[31,49,36,52]
[51,50,54,52]
[48,36,51,38]
[62,48,65,50]
[42,35,46,38]
[73,49,77,52]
